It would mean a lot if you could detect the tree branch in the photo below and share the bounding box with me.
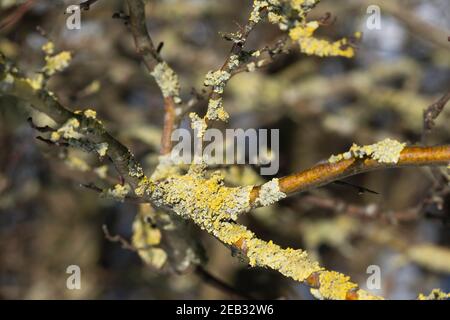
[0,61,144,189]
[126,0,178,155]
[250,145,450,204]
[422,92,450,144]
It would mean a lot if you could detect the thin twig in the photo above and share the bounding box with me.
[422,92,450,144]
[297,194,420,222]
[0,0,35,31]
[102,224,138,252]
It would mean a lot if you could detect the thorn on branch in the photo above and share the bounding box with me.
[333,180,380,195]
[156,42,164,54]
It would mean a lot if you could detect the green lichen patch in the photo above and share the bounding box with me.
[83,109,97,119]
[25,74,44,91]
[212,221,323,283]
[43,51,72,76]
[316,271,358,300]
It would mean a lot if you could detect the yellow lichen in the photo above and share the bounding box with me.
[150,62,181,103]
[418,289,450,300]
[297,35,358,58]
[247,238,323,281]
[249,0,270,24]
[189,112,207,139]
[250,0,358,59]
[83,109,97,119]
[149,154,183,182]
[206,98,229,122]
[289,20,360,58]
[329,138,406,164]
[107,184,131,201]
[140,168,253,224]
[125,160,382,299]
[213,221,382,300]
[204,70,231,94]
[95,142,108,157]
[41,41,55,55]
[51,118,81,141]
[316,271,358,300]
[212,221,323,282]
[43,51,72,76]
